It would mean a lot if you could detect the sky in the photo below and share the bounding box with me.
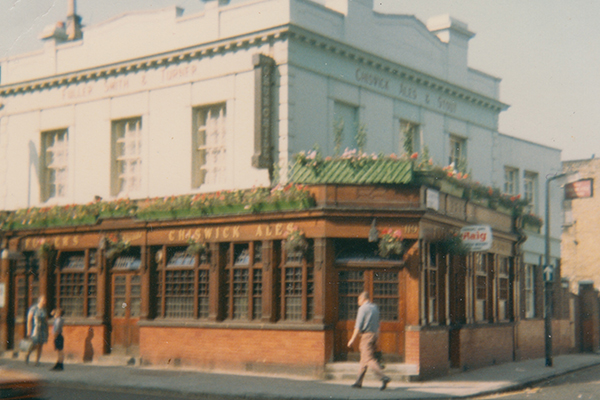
[1,0,599,162]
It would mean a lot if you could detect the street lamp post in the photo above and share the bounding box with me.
[543,174,558,368]
[544,171,579,367]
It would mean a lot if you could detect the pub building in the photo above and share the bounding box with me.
[0,176,557,380]
[0,0,572,380]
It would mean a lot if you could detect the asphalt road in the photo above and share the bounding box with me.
[478,364,600,400]
[44,384,196,400]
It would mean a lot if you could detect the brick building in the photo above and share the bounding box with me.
[0,0,572,379]
[562,158,600,291]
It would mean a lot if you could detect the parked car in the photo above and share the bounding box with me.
[0,368,44,399]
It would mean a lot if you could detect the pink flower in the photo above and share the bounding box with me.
[410,152,419,159]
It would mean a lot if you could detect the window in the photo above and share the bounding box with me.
[449,135,466,168]
[192,104,227,188]
[41,129,68,201]
[497,257,510,321]
[112,118,142,197]
[373,271,399,321]
[400,120,420,155]
[223,242,263,320]
[504,167,519,195]
[156,246,211,319]
[474,253,487,322]
[524,264,536,319]
[56,250,98,318]
[14,253,39,321]
[524,171,538,212]
[338,270,364,320]
[426,243,439,324]
[282,242,314,321]
[333,102,358,155]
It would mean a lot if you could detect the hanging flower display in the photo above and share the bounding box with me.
[378,228,404,258]
[36,240,56,259]
[102,233,131,259]
[284,225,308,255]
[185,238,208,257]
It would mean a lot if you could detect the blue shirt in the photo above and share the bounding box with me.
[355,301,380,333]
[53,316,64,335]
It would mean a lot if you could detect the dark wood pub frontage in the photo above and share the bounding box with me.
[0,183,537,379]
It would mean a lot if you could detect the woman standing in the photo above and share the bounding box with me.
[25,296,49,366]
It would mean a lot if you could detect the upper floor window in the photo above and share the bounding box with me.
[41,129,68,201]
[524,171,538,212]
[192,104,227,188]
[333,101,358,155]
[111,118,142,197]
[449,135,466,168]
[400,120,420,155]
[504,167,519,195]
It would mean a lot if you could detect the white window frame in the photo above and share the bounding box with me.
[524,264,535,319]
[333,101,359,154]
[400,120,420,155]
[449,135,466,167]
[524,171,538,213]
[111,118,142,197]
[41,129,69,202]
[192,103,227,189]
[504,167,519,195]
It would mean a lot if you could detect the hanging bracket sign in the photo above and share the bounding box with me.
[460,225,493,252]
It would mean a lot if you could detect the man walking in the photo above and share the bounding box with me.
[347,291,391,390]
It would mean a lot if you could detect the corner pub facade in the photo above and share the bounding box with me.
[0,0,570,379]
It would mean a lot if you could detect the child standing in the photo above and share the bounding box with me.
[50,308,64,371]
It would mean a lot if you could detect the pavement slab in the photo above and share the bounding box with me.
[2,353,600,399]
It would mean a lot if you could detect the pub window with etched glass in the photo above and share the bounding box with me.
[155,246,211,319]
[14,252,40,321]
[56,250,98,318]
[497,257,510,321]
[426,243,439,324]
[41,129,68,202]
[222,242,263,321]
[474,253,488,322]
[281,242,314,321]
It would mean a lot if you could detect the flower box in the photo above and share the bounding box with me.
[136,210,176,221]
[439,180,464,198]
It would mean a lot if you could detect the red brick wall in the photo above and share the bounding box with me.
[516,320,544,360]
[63,325,108,362]
[454,326,513,370]
[140,327,331,374]
[405,327,449,378]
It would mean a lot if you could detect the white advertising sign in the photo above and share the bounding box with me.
[460,225,493,252]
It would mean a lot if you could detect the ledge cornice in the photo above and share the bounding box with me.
[1,23,508,112]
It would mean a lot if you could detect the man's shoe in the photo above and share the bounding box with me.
[351,382,362,389]
[380,377,391,391]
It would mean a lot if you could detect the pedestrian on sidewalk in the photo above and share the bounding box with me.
[50,307,65,371]
[25,295,49,366]
[347,291,391,390]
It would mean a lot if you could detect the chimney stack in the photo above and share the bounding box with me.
[66,0,82,41]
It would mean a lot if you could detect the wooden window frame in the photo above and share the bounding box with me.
[281,243,314,322]
[41,129,69,202]
[56,249,98,318]
[156,246,211,320]
[222,242,263,321]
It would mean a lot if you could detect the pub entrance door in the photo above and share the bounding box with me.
[334,268,403,362]
[110,271,141,356]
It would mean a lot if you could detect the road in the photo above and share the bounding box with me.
[44,384,194,400]
[478,364,600,400]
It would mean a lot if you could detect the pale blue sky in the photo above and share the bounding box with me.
[1,0,598,161]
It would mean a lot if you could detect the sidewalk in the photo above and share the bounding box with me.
[2,353,600,399]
